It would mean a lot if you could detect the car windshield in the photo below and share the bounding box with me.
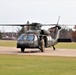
[18,34,34,41]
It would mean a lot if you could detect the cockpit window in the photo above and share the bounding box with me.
[26,35,34,41]
[18,34,34,41]
[18,34,25,41]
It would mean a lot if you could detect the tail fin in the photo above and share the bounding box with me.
[57,16,60,25]
[55,16,61,40]
[55,29,61,41]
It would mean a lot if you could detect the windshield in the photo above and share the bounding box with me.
[18,34,34,41]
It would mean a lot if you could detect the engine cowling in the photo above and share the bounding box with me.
[40,30,50,35]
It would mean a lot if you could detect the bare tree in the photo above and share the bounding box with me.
[0,31,2,39]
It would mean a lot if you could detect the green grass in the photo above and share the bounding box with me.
[0,41,76,75]
[0,40,76,49]
[0,55,76,75]
[0,40,16,47]
[55,42,76,49]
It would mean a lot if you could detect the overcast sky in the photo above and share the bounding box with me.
[0,0,76,32]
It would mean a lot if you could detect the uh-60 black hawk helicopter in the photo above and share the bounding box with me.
[0,17,62,52]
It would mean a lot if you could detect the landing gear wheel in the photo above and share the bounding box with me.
[53,47,55,50]
[21,48,25,52]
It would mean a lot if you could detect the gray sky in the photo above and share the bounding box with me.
[0,0,76,32]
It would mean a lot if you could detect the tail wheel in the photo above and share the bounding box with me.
[21,48,25,52]
[52,45,55,50]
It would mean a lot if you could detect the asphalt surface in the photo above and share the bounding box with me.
[0,46,76,57]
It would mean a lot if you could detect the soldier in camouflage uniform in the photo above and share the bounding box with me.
[40,36,45,52]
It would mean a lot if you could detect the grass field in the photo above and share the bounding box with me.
[0,40,76,49]
[55,42,76,49]
[0,55,76,75]
[0,40,76,75]
[0,40,16,47]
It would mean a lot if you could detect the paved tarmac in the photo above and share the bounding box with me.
[0,46,76,57]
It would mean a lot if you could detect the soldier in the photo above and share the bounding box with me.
[40,36,45,52]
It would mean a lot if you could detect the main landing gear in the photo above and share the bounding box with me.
[21,48,25,52]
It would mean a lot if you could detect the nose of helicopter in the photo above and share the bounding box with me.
[17,41,34,48]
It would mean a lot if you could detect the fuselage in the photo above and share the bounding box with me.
[17,33,57,49]
[17,26,61,50]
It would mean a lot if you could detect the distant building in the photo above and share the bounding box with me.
[2,32,17,40]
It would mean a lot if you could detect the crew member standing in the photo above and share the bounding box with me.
[40,36,44,52]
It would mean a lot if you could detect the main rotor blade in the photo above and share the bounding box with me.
[0,23,56,26]
[0,24,28,26]
[0,23,75,26]
[42,24,75,26]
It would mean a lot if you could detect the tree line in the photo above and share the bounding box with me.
[0,25,76,42]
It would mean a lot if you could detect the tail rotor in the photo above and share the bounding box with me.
[56,16,61,29]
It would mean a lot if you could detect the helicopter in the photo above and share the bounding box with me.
[0,16,62,52]
[17,23,61,52]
